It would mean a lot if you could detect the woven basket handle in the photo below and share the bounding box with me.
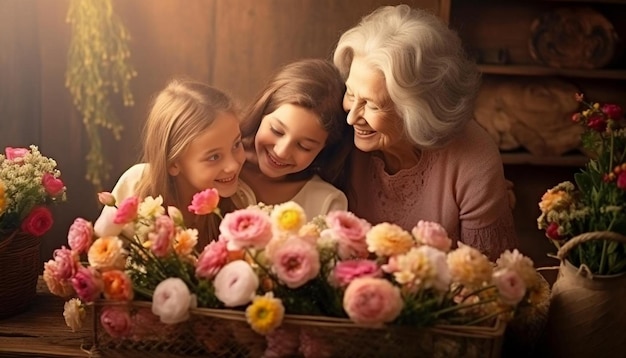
[557,231,626,260]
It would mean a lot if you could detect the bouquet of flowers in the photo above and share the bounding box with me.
[0,145,67,237]
[46,189,545,356]
[538,94,626,275]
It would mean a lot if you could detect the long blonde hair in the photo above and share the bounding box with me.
[135,78,241,243]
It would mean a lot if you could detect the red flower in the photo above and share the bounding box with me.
[21,206,54,236]
[42,173,65,196]
[601,104,623,120]
[545,222,563,241]
[587,114,607,132]
[617,171,626,190]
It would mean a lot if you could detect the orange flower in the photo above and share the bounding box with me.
[102,270,134,301]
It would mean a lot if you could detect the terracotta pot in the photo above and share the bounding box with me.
[545,231,626,358]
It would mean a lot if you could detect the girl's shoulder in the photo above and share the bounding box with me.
[237,179,257,207]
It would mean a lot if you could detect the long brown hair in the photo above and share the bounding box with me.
[240,59,353,189]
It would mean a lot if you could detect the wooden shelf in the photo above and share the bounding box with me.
[501,152,588,166]
[478,65,626,80]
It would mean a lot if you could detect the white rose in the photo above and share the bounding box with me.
[214,260,259,307]
[151,278,197,324]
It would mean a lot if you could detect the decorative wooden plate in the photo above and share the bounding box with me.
[529,7,621,69]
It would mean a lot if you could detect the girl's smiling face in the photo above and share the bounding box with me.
[254,104,328,179]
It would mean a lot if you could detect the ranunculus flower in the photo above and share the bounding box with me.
[138,195,165,218]
[386,246,451,292]
[113,196,139,224]
[324,210,371,260]
[43,259,74,298]
[587,114,607,132]
[71,265,103,302]
[21,206,54,236]
[343,277,403,326]
[51,246,78,280]
[332,260,381,287]
[196,239,228,279]
[601,103,623,120]
[102,270,134,301]
[173,228,198,256]
[97,191,116,206]
[149,215,175,257]
[268,237,320,288]
[67,218,94,253]
[188,188,220,215]
[152,277,197,324]
[213,260,259,307]
[447,242,493,288]
[88,236,127,271]
[42,172,65,196]
[366,222,415,257]
[617,171,626,190]
[220,208,273,251]
[100,306,132,338]
[492,269,527,305]
[545,222,563,241]
[5,146,29,161]
[63,298,85,332]
[411,220,452,252]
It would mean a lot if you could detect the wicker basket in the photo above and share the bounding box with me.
[90,300,505,358]
[0,230,41,319]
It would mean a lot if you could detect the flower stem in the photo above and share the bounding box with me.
[433,297,497,318]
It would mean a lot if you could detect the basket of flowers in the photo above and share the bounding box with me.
[0,145,67,318]
[46,190,546,357]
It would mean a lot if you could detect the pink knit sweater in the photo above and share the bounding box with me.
[348,121,518,260]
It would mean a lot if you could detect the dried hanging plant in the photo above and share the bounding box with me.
[65,0,137,192]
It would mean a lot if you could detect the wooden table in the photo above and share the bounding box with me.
[0,279,92,357]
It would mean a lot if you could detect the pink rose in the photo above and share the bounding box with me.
[196,239,229,279]
[67,218,94,254]
[152,277,197,324]
[42,172,65,196]
[100,306,132,338]
[97,192,116,206]
[21,206,53,236]
[343,277,403,327]
[51,246,78,280]
[324,211,371,259]
[220,208,273,251]
[113,196,139,224]
[601,103,623,120]
[5,146,29,161]
[617,172,626,190]
[71,265,103,302]
[332,260,381,287]
[188,188,220,215]
[492,269,527,305]
[269,237,320,288]
[149,215,175,257]
[43,259,75,298]
[213,260,259,307]
[411,220,452,252]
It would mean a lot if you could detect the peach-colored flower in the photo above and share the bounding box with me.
[174,228,198,256]
[67,218,94,254]
[332,260,381,287]
[102,270,134,301]
[492,269,527,306]
[63,298,85,332]
[323,210,371,259]
[447,243,493,287]
[366,222,414,257]
[538,184,575,214]
[71,265,103,302]
[214,260,259,307]
[386,246,450,292]
[343,277,403,326]
[43,259,74,298]
[100,306,132,338]
[152,277,197,324]
[113,196,139,224]
[268,237,320,288]
[195,239,228,279]
[188,188,220,215]
[87,236,127,271]
[42,172,65,196]
[411,220,452,252]
[496,249,538,289]
[220,207,273,251]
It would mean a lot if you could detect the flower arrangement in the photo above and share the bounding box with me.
[46,190,544,356]
[0,145,67,237]
[538,94,626,275]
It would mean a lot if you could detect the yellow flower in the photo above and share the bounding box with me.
[538,182,575,214]
[138,195,165,218]
[0,180,6,216]
[245,292,285,335]
[271,201,306,233]
[447,243,492,288]
[366,223,414,257]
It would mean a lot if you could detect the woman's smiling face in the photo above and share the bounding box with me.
[254,104,328,179]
